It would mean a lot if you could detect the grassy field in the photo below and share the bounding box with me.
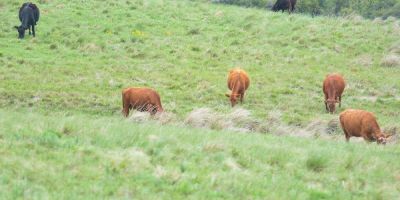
[1,0,400,198]
[1,109,400,199]
[1,0,399,125]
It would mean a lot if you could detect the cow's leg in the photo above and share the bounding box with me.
[360,129,374,143]
[340,120,350,142]
[240,93,244,104]
[362,135,373,143]
[338,95,342,108]
[32,25,35,37]
[28,26,31,35]
[147,104,156,115]
[122,102,130,117]
[325,101,328,112]
[145,104,151,114]
[324,99,329,112]
[324,93,329,112]
[288,1,292,14]
[345,135,350,142]
[344,130,350,142]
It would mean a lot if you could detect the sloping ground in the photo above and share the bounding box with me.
[0,0,399,198]
[0,109,399,199]
[0,0,399,126]
[211,0,400,19]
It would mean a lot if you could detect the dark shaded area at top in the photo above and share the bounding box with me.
[212,0,400,19]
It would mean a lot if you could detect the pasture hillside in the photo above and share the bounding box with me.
[0,0,399,127]
[0,0,400,198]
[212,0,400,19]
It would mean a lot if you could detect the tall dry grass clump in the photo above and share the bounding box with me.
[381,54,400,67]
[184,108,267,133]
[128,112,151,122]
[184,108,341,137]
[184,108,219,129]
[127,108,395,143]
[128,111,176,125]
[383,126,399,144]
[381,42,400,67]
[354,54,373,67]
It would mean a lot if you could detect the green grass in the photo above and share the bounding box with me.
[0,0,399,125]
[0,0,400,198]
[1,109,400,199]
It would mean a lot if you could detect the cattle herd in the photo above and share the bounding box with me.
[15,2,392,145]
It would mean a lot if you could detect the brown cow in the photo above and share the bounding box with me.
[339,109,389,144]
[323,73,345,113]
[122,87,163,117]
[225,68,250,107]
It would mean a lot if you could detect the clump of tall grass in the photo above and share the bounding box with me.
[106,148,152,174]
[354,54,373,67]
[373,17,384,24]
[80,43,102,53]
[389,42,400,54]
[381,42,400,67]
[184,107,267,133]
[381,54,400,67]
[184,108,218,129]
[306,153,328,172]
[183,108,341,137]
[383,126,399,144]
[128,111,176,125]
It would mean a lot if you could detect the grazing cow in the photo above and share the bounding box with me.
[339,109,389,144]
[323,73,345,114]
[225,68,250,107]
[272,0,297,13]
[122,87,164,117]
[14,2,40,39]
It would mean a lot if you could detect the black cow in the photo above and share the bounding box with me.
[14,2,40,39]
[272,0,297,14]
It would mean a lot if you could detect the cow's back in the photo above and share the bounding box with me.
[19,3,39,23]
[123,88,151,103]
[227,69,249,90]
[340,109,363,137]
[340,109,378,137]
[323,73,345,95]
[29,3,40,22]
[123,87,162,109]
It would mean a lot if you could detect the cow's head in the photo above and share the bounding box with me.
[272,4,279,11]
[14,26,25,39]
[325,99,338,113]
[377,133,390,145]
[226,93,240,107]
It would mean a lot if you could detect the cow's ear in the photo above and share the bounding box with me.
[225,93,230,97]
[14,26,19,30]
